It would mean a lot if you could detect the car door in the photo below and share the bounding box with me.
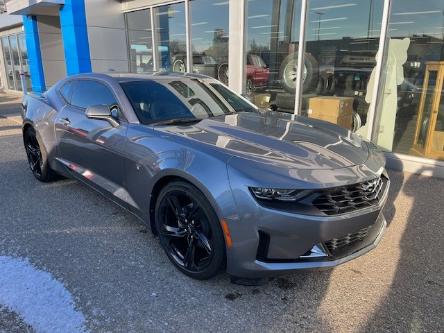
[54,79,128,197]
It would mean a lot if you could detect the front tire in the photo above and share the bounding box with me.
[155,181,225,280]
[23,127,57,182]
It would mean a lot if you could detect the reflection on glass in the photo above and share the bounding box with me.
[1,36,14,90]
[125,9,154,73]
[120,78,256,125]
[376,0,444,161]
[1,33,31,91]
[9,35,22,91]
[190,0,229,84]
[153,3,187,72]
[418,71,437,146]
[436,90,444,131]
[301,0,383,132]
[18,33,32,91]
[245,0,302,110]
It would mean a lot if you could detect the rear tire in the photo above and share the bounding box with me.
[23,127,57,182]
[155,181,225,280]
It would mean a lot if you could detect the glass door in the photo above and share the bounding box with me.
[9,35,23,91]
[125,9,154,73]
[1,33,30,91]
[18,33,32,91]
[412,62,444,160]
[428,63,444,158]
[153,2,187,72]
[1,36,15,90]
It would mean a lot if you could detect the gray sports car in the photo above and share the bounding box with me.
[21,72,389,280]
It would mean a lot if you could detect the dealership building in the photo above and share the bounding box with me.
[0,0,443,176]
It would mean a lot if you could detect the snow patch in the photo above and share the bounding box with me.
[0,256,88,333]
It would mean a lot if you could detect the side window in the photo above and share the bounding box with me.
[70,80,118,109]
[59,81,73,104]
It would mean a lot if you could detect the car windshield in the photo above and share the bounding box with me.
[120,78,257,125]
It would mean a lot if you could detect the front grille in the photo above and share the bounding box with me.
[324,226,371,253]
[312,176,387,215]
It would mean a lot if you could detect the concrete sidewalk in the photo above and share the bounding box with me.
[0,92,23,124]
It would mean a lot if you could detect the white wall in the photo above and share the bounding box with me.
[0,13,22,30]
[37,15,66,87]
[85,0,129,73]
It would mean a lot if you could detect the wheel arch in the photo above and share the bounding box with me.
[22,121,37,147]
[22,121,34,135]
[147,170,225,235]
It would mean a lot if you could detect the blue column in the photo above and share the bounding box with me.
[22,15,46,93]
[59,0,91,75]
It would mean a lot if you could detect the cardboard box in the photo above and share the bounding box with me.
[308,96,354,129]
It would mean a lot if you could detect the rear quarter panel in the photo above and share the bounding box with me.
[23,92,60,164]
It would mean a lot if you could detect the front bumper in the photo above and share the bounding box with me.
[254,214,386,273]
[224,173,390,278]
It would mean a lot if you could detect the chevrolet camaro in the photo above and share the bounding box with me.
[21,72,389,280]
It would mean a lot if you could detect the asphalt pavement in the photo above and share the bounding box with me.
[0,94,442,332]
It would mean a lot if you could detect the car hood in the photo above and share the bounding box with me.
[157,111,369,170]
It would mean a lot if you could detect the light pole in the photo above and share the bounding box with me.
[315,11,324,40]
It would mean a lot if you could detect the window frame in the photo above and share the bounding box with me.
[68,78,120,111]
[58,80,74,104]
[60,78,128,123]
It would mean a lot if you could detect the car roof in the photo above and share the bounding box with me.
[66,71,213,84]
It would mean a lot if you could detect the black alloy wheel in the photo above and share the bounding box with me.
[155,181,225,279]
[24,128,43,178]
[23,128,57,182]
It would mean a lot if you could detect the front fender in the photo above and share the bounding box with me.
[147,164,237,223]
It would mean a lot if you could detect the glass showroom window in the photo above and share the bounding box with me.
[245,0,302,109]
[1,33,31,91]
[153,2,188,72]
[18,33,32,91]
[374,0,444,161]
[1,36,15,90]
[190,0,229,84]
[125,9,154,73]
[299,0,384,132]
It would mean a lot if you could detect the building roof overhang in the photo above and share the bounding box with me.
[6,0,63,16]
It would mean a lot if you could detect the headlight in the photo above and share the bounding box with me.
[249,187,311,202]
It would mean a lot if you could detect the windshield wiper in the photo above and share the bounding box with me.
[151,118,202,126]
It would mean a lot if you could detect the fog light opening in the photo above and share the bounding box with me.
[299,244,329,259]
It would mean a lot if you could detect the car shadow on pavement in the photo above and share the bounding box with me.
[360,165,444,332]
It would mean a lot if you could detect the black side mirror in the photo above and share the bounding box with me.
[85,105,119,127]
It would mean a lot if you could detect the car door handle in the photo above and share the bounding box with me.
[60,117,71,126]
